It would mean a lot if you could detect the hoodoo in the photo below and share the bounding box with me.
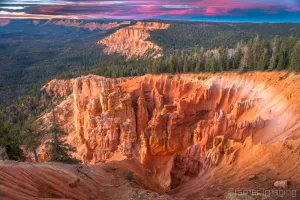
[32,72,300,191]
[2,72,300,199]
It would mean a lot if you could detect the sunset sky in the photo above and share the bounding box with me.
[0,0,300,22]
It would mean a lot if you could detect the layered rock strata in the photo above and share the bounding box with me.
[27,19,130,31]
[99,21,170,59]
[36,72,300,189]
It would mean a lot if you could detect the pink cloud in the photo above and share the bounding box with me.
[0,0,298,19]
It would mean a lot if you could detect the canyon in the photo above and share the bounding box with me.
[2,72,300,199]
[99,21,170,59]
[26,19,131,31]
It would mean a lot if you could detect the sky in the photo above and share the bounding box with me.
[0,0,300,22]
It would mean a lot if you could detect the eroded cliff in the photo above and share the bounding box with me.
[30,72,300,198]
[27,19,131,31]
[98,21,170,59]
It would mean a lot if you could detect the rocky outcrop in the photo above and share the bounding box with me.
[170,144,202,189]
[99,21,170,59]
[38,72,300,190]
[170,136,242,188]
[274,180,289,188]
[0,159,175,200]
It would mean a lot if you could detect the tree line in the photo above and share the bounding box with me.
[58,36,300,79]
[149,36,300,74]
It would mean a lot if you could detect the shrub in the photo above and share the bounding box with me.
[125,171,134,181]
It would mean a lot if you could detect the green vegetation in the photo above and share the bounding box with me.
[0,113,24,160]
[57,36,300,78]
[125,171,135,181]
[0,19,122,104]
[20,116,43,161]
[149,21,300,50]
[47,109,79,163]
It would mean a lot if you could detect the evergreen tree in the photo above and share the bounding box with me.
[195,61,201,73]
[240,47,249,72]
[246,38,255,71]
[20,116,42,162]
[0,113,24,160]
[47,109,77,163]
[290,40,300,72]
[252,36,261,68]
[233,47,243,69]
[208,53,217,73]
[257,41,271,71]
[168,55,176,73]
[277,42,287,70]
[218,46,228,71]
[269,39,280,71]
[183,59,188,73]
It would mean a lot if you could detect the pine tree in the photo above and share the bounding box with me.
[246,38,254,71]
[257,42,271,71]
[233,47,243,69]
[269,39,280,71]
[240,47,249,72]
[253,36,261,69]
[208,53,217,73]
[183,59,188,73]
[0,113,24,160]
[168,55,176,73]
[21,116,42,162]
[277,42,287,70]
[290,40,300,72]
[218,46,227,71]
[47,109,77,163]
[195,61,201,73]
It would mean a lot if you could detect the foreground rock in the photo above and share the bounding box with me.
[0,160,180,200]
[274,180,289,189]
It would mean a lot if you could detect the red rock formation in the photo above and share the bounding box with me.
[5,69,300,200]
[170,144,202,188]
[37,72,300,192]
[99,21,170,59]
[29,19,129,31]
[0,159,173,200]
[170,135,243,188]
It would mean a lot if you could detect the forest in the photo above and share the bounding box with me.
[58,36,300,78]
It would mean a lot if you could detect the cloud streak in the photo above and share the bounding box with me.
[0,0,299,22]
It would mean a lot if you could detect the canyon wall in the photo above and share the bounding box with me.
[98,21,170,59]
[27,19,131,31]
[38,72,300,189]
